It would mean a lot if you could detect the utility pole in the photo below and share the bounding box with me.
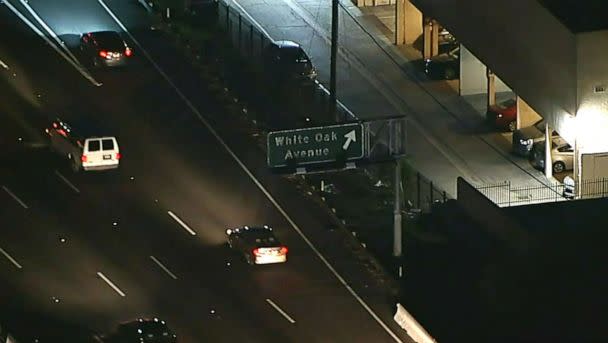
[330,0,339,121]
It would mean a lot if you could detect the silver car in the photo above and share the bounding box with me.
[531,138,573,173]
[512,119,560,157]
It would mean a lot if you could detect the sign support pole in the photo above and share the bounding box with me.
[330,0,339,121]
[393,159,403,257]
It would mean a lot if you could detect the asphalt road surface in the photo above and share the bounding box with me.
[0,1,412,342]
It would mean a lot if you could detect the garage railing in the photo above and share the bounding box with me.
[476,178,608,207]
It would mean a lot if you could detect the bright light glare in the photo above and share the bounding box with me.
[575,105,608,153]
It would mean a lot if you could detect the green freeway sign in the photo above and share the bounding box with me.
[267,123,365,168]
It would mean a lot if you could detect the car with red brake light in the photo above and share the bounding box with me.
[80,31,133,68]
[45,118,120,172]
[486,98,517,132]
[226,226,288,265]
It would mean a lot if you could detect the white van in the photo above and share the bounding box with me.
[46,119,121,172]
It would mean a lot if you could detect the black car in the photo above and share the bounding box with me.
[80,31,133,68]
[424,45,459,80]
[262,40,316,85]
[226,226,288,265]
[102,318,177,343]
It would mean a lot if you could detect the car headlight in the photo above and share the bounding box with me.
[519,139,533,146]
[497,114,503,118]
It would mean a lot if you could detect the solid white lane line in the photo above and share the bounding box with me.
[54,170,80,193]
[98,3,401,342]
[266,299,296,324]
[18,0,81,65]
[2,185,28,209]
[0,59,9,70]
[96,272,126,296]
[2,0,102,86]
[149,255,178,280]
[0,247,23,269]
[167,211,197,236]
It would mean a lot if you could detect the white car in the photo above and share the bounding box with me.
[531,138,573,173]
[46,118,121,172]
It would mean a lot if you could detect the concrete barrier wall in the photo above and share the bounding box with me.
[394,303,437,343]
[456,177,529,252]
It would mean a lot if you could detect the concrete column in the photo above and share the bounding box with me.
[573,137,579,197]
[431,20,439,56]
[544,122,553,179]
[423,17,432,59]
[395,0,422,46]
[487,68,496,108]
[516,97,541,130]
[395,0,406,45]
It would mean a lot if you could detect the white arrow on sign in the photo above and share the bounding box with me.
[342,130,357,150]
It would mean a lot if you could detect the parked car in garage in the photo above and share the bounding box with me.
[262,40,317,85]
[424,45,459,80]
[486,98,517,131]
[512,119,560,157]
[531,138,573,173]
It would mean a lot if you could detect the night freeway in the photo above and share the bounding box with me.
[0,0,411,342]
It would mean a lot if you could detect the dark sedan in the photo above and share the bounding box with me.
[424,45,459,80]
[101,318,177,343]
[226,226,288,265]
[80,31,133,68]
[262,40,317,85]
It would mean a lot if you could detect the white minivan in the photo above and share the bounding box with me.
[46,118,121,172]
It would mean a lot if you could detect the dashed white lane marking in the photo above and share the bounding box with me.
[266,299,296,324]
[167,211,197,236]
[18,0,81,65]
[54,170,81,193]
[98,2,401,341]
[96,272,126,297]
[2,185,29,209]
[0,59,9,70]
[2,0,102,86]
[149,255,178,280]
[0,247,23,269]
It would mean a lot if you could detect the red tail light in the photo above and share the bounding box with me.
[279,246,288,255]
[99,50,108,58]
[116,152,121,160]
[81,154,88,162]
[252,248,261,256]
[125,48,132,57]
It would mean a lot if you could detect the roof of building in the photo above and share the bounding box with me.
[538,0,608,33]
